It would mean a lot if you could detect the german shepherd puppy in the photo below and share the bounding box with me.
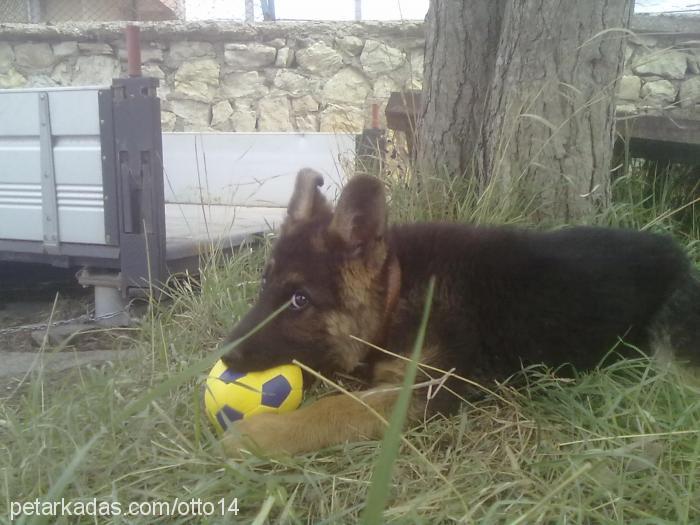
[221,169,700,456]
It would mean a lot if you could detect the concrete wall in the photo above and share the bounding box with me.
[0,16,698,133]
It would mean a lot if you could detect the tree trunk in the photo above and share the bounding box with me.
[417,0,633,221]
[418,1,505,179]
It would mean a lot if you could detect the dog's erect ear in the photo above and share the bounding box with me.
[330,175,387,251]
[286,168,330,223]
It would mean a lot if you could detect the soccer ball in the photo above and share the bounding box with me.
[204,359,303,433]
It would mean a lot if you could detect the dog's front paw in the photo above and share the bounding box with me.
[221,413,294,457]
[219,391,398,457]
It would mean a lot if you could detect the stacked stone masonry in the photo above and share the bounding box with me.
[0,17,698,133]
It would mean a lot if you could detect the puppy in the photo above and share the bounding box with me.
[220,169,700,456]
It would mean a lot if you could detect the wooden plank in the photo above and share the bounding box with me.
[386,91,700,164]
[617,113,700,146]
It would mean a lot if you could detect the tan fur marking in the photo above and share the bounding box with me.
[340,256,384,308]
[222,387,423,456]
[325,311,374,372]
[373,346,442,386]
[321,257,386,372]
[373,358,407,384]
[309,232,326,253]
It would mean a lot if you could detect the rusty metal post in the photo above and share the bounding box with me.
[126,25,142,77]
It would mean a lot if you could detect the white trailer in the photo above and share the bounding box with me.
[0,79,356,323]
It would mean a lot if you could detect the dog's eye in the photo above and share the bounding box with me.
[290,291,309,310]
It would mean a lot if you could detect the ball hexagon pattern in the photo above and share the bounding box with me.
[204,359,303,433]
[261,375,293,408]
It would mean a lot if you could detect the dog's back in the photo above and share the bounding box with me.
[386,223,698,384]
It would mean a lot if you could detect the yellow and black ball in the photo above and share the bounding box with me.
[204,360,303,433]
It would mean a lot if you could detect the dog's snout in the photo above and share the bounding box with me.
[220,338,271,373]
[221,316,255,370]
[221,345,243,369]
[220,350,235,368]
[221,299,300,373]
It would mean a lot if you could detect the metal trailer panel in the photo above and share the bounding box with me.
[50,89,105,245]
[0,92,41,136]
[161,132,355,208]
[160,132,355,266]
[0,141,41,184]
[1,82,359,281]
[0,92,42,242]
[0,87,106,245]
[47,89,101,136]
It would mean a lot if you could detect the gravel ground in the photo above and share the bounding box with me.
[0,262,110,353]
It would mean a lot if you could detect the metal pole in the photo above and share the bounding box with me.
[244,0,254,23]
[28,0,43,22]
[126,25,142,78]
[261,0,276,21]
[355,0,361,21]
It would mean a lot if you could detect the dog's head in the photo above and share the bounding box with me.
[221,169,391,376]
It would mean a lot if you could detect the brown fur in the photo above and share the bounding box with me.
[222,388,408,457]
[221,169,700,456]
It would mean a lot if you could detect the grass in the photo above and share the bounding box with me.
[1,161,700,524]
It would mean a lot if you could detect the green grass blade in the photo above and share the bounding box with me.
[26,432,103,525]
[25,300,291,520]
[360,277,435,525]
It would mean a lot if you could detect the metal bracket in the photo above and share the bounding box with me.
[38,92,60,251]
[76,268,131,326]
[111,76,166,296]
[99,88,120,246]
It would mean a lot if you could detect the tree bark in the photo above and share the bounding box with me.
[417,0,633,221]
[418,1,506,179]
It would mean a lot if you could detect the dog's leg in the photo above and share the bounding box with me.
[222,387,419,456]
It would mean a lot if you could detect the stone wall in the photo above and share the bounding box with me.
[0,16,698,133]
[618,25,700,113]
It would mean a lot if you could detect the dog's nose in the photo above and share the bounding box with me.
[221,347,242,369]
[220,340,262,372]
